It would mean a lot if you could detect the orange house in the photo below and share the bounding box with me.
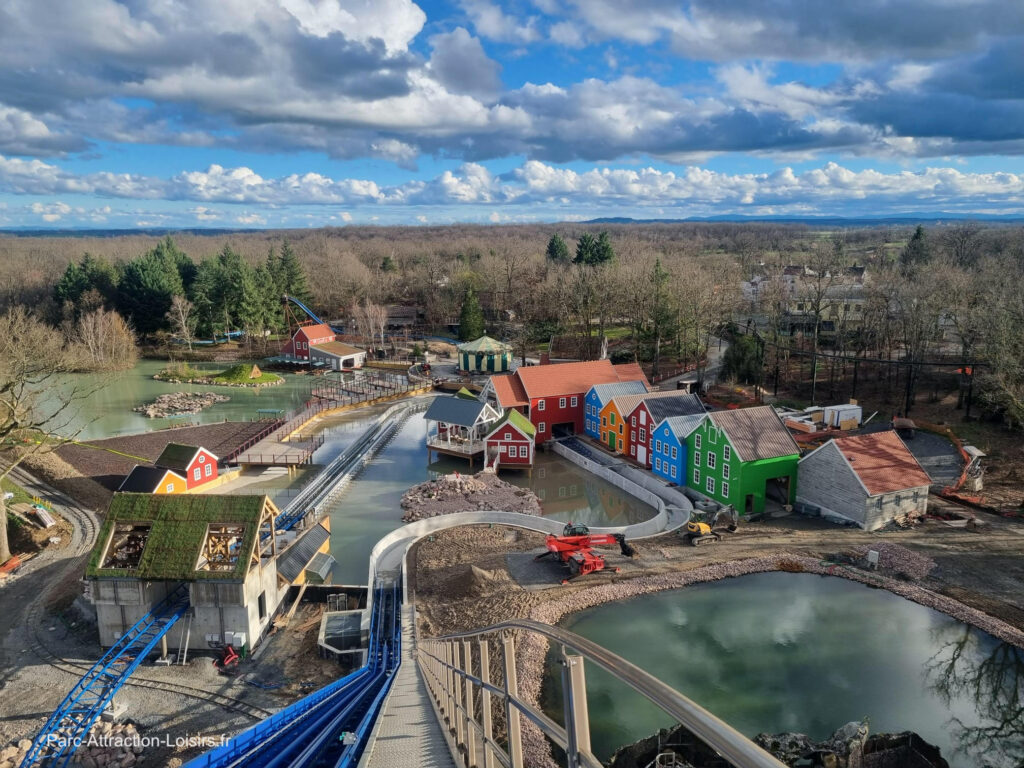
[598,391,681,455]
[118,465,187,494]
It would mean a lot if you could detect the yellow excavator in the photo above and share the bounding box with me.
[683,505,739,546]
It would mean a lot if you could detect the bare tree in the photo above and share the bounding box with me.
[74,308,138,371]
[166,295,197,352]
[942,223,981,267]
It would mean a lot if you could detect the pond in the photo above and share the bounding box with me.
[550,572,1024,768]
[41,360,316,440]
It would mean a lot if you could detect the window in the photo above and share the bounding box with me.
[722,481,730,497]
[797,302,805,311]
[709,428,717,444]
[639,428,646,442]
[505,432,512,440]
[630,431,636,442]
[723,464,730,480]
[559,486,567,498]
[631,416,637,427]
[694,451,701,467]
[706,476,715,494]
[258,591,267,621]
[671,465,677,479]
[602,416,607,427]
[559,397,566,408]
[693,468,700,484]
[537,489,546,500]
[205,463,213,477]
[695,434,702,449]
[630,445,635,455]
[193,467,201,481]
[571,396,578,407]
[619,424,623,435]
[656,440,662,452]
[500,445,508,453]
[165,483,174,493]
[538,399,546,411]
[671,446,677,460]
[538,422,546,433]
[610,413,616,426]
[655,458,662,471]
[707,452,716,469]
[640,411,646,425]
[618,439,623,450]
[724,445,731,462]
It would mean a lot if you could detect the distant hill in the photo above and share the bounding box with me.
[584,214,1024,226]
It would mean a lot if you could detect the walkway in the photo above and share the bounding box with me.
[361,605,455,768]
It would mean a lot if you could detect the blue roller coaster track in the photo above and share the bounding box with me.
[21,584,191,768]
[284,295,324,327]
[185,580,401,768]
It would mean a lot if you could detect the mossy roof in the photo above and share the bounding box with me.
[155,443,203,472]
[487,407,536,438]
[86,493,270,581]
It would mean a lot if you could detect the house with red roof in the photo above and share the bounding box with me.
[797,430,931,530]
[482,360,648,443]
[283,323,336,362]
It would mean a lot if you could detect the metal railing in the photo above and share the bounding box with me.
[417,620,786,768]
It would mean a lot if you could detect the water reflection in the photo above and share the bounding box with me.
[926,626,1024,766]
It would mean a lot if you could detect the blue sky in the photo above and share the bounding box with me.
[1,0,1023,229]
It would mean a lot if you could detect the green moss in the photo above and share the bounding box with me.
[210,364,283,386]
[1,478,34,506]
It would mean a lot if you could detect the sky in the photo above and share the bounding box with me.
[1,0,1023,229]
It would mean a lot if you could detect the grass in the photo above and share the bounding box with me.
[210,363,283,386]
[158,362,209,380]
[2,477,34,506]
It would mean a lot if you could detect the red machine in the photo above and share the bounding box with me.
[535,523,636,583]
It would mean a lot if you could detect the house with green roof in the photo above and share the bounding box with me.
[484,408,536,471]
[457,335,512,373]
[85,493,329,652]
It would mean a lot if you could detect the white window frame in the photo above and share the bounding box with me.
[706,476,715,494]
[723,464,730,480]
[631,416,636,427]
[695,433,702,449]
[559,397,566,409]
[639,428,646,442]
[709,428,717,444]
[204,462,213,477]
[656,440,662,452]
[538,399,546,411]
[707,452,716,469]
[505,432,512,440]
[671,465,677,479]
[165,483,174,493]
[601,416,607,427]
[693,468,700,484]
[724,445,731,462]
[193,467,201,481]
[671,446,677,460]
[538,422,546,432]
[630,430,636,442]
[571,396,578,407]
[722,481,730,497]
[655,458,662,471]
[694,451,701,467]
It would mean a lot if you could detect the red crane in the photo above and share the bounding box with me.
[535,523,636,583]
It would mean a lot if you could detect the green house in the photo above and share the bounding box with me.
[458,335,512,373]
[684,406,800,516]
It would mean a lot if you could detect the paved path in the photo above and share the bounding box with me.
[361,606,455,768]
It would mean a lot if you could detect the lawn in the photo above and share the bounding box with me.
[210,363,283,386]
[2,477,34,505]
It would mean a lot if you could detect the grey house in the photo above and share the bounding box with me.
[797,431,931,530]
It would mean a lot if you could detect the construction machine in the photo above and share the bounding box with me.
[683,505,739,546]
[535,523,636,583]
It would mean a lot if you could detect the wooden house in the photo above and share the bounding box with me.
[118,465,187,495]
[797,431,930,530]
[684,406,800,516]
[309,340,366,370]
[424,389,502,467]
[155,443,219,491]
[631,393,705,466]
[584,381,649,440]
[283,322,336,361]
[651,414,706,485]
[598,391,681,455]
[485,409,536,471]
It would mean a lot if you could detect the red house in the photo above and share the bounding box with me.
[485,410,536,470]
[484,360,648,444]
[283,323,336,361]
[630,393,706,467]
[154,443,220,490]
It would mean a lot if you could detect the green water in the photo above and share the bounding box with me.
[552,572,1024,767]
[42,360,316,440]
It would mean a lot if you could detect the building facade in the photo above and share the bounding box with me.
[651,414,706,485]
[155,444,219,491]
[632,393,705,467]
[309,340,366,370]
[118,466,187,494]
[485,409,536,469]
[583,381,648,440]
[283,322,336,361]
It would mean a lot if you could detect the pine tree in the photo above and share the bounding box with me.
[545,234,569,262]
[278,239,312,305]
[593,231,615,264]
[574,233,597,265]
[116,243,186,334]
[900,225,929,273]
[380,255,397,272]
[458,287,485,341]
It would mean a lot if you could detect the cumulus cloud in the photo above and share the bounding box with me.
[428,28,503,100]
[459,0,540,43]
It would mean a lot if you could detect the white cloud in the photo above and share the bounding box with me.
[280,0,427,51]
[459,0,540,43]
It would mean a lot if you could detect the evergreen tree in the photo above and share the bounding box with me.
[900,225,930,272]
[593,231,615,264]
[54,253,118,312]
[277,239,312,304]
[152,236,196,290]
[380,255,397,272]
[189,258,225,338]
[54,261,88,308]
[116,244,186,334]
[458,287,485,341]
[574,233,597,265]
[545,234,569,262]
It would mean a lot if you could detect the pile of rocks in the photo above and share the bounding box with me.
[400,471,541,521]
[133,392,230,418]
[1,722,143,768]
[847,542,936,581]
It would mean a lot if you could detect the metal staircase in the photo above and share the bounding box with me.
[21,584,191,767]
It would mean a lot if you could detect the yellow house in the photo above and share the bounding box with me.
[118,465,187,494]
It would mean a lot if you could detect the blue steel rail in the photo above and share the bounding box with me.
[285,295,325,326]
[185,581,401,768]
[21,584,191,768]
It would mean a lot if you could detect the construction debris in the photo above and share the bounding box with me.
[1,721,145,768]
[133,392,230,419]
[400,471,541,521]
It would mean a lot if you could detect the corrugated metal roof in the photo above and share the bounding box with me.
[304,552,336,583]
[659,414,707,440]
[609,390,682,416]
[588,380,648,407]
[709,406,800,462]
[310,341,363,357]
[277,523,331,583]
[832,431,932,495]
[423,395,490,427]
[645,393,705,423]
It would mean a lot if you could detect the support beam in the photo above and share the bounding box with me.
[502,635,524,768]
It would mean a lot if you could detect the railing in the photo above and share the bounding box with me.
[418,619,786,768]
[222,418,287,461]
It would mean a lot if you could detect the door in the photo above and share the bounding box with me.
[637,445,647,465]
[608,431,616,449]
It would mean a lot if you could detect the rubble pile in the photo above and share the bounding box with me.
[1,721,144,768]
[133,392,229,418]
[848,542,936,581]
[400,471,541,521]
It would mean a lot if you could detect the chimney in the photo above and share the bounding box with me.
[540,352,551,366]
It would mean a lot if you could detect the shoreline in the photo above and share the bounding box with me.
[510,553,1024,767]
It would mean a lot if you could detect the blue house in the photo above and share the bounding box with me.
[583,380,648,440]
[651,414,706,485]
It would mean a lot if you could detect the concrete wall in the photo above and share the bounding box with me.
[797,442,868,525]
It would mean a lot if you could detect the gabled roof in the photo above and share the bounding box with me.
[516,360,628,400]
[645,393,706,423]
[310,340,363,357]
[588,380,648,406]
[612,362,650,388]
[708,406,800,462]
[486,408,536,439]
[491,374,529,408]
[155,443,218,473]
[458,335,511,353]
[455,387,479,400]
[607,390,683,416]
[829,431,932,495]
[424,395,493,427]
[659,414,707,441]
[118,465,184,493]
[296,323,334,339]
[277,522,331,583]
[86,494,273,581]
